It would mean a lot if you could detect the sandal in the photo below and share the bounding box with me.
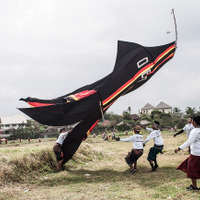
[130,169,137,174]
[186,185,200,190]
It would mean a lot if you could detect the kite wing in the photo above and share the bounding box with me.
[19,92,100,126]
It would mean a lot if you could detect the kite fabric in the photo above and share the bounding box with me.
[19,40,176,163]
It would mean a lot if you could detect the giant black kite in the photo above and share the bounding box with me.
[19,40,176,163]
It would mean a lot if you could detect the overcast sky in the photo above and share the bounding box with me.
[1,0,200,117]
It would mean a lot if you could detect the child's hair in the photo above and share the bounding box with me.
[134,125,141,133]
[193,115,200,125]
[60,128,66,133]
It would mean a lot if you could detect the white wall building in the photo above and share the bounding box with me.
[140,103,155,114]
[139,101,172,115]
[0,115,27,131]
[155,101,172,114]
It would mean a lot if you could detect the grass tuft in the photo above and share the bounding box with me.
[0,142,106,184]
[0,149,57,183]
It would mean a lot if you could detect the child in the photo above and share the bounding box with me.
[53,128,70,171]
[116,125,143,174]
[143,121,164,171]
[175,115,200,190]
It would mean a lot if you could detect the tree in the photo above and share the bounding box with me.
[127,106,131,114]
[185,107,196,116]
[196,110,200,116]
[116,121,132,132]
[109,113,123,123]
[122,110,131,120]
[150,110,172,128]
[9,120,47,140]
[173,107,181,113]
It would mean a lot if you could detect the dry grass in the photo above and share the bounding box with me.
[0,148,56,183]
[0,132,200,200]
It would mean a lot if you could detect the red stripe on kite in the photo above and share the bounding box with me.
[74,90,97,100]
[28,102,54,107]
[154,44,175,64]
[102,62,153,104]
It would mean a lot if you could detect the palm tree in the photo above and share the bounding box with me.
[127,106,131,114]
[185,107,196,116]
[173,107,181,113]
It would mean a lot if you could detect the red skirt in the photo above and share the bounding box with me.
[177,154,200,179]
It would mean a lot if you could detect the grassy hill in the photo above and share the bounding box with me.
[0,131,200,200]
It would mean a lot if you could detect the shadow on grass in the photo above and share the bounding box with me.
[35,165,185,189]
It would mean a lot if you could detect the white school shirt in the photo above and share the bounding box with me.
[143,128,164,146]
[183,123,194,138]
[120,134,143,149]
[56,132,69,145]
[179,128,200,156]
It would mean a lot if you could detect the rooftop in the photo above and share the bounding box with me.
[0,115,27,125]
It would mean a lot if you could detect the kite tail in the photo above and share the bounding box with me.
[61,110,102,164]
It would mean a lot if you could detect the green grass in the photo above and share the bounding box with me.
[0,133,200,200]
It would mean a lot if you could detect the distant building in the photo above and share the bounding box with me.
[155,101,172,114]
[140,103,155,114]
[139,101,172,115]
[0,115,27,131]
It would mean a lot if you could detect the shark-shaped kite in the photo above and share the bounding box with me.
[19,40,176,163]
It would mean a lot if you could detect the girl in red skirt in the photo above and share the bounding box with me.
[175,115,200,190]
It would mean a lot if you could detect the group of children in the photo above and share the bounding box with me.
[116,121,163,173]
[117,116,200,191]
[53,115,200,191]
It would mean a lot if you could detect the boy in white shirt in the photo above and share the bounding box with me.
[116,125,143,174]
[53,128,70,171]
[174,117,194,138]
[174,117,194,153]
[175,115,200,190]
[143,121,164,171]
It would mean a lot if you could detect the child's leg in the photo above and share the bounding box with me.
[133,161,137,169]
[149,160,154,169]
[192,178,197,188]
